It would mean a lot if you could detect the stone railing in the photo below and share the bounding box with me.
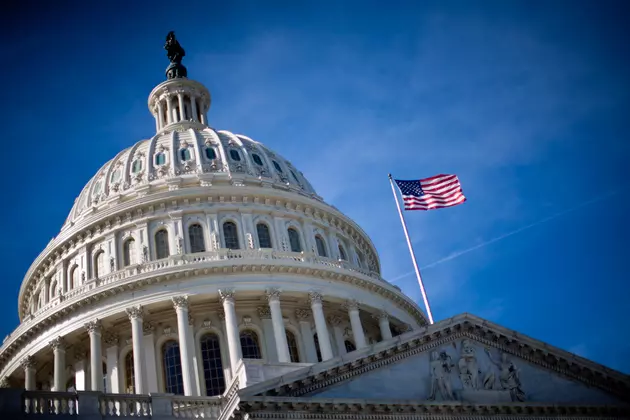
[22,250,384,327]
[0,388,232,419]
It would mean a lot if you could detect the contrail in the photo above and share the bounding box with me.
[389,189,620,283]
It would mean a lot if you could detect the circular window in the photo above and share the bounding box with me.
[252,154,263,166]
[272,161,283,173]
[230,149,241,161]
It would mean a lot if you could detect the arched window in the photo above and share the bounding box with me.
[94,251,105,278]
[344,340,356,353]
[338,244,347,261]
[315,235,327,257]
[287,228,302,252]
[110,169,122,183]
[132,159,142,173]
[223,221,240,250]
[256,223,272,249]
[229,149,241,161]
[286,331,300,363]
[272,161,283,173]
[313,333,322,362]
[357,250,365,268]
[180,148,191,161]
[205,147,216,160]
[155,152,166,166]
[251,154,263,166]
[123,238,136,267]
[162,341,184,395]
[290,170,300,183]
[188,224,206,253]
[200,334,226,396]
[240,330,261,359]
[70,265,80,289]
[125,351,135,393]
[155,230,170,259]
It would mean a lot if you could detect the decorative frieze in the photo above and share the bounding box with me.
[327,315,342,326]
[103,332,119,346]
[143,322,155,335]
[295,308,311,321]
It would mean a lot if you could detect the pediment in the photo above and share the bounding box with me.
[240,314,630,406]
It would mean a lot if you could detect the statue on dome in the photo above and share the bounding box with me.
[165,31,185,64]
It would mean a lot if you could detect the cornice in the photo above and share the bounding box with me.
[1,252,424,376]
[19,186,382,317]
[236,397,630,419]
[249,316,629,402]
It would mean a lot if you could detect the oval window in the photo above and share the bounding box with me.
[155,152,166,166]
[230,150,241,161]
[252,154,263,166]
[205,147,216,160]
[272,161,283,173]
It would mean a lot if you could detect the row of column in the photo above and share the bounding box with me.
[156,93,207,130]
[20,291,395,396]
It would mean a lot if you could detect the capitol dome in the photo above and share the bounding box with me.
[0,32,425,400]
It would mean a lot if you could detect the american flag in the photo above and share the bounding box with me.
[394,175,466,211]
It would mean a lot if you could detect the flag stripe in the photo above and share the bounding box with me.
[394,175,466,211]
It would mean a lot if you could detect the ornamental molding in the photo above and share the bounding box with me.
[20,185,381,313]
[327,315,342,326]
[295,308,311,321]
[103,332,119,346]
[257,307,272,319]
[248,316,630,402]
[235,397,630,420]
[143,321,155,335]
[2,257,424,376]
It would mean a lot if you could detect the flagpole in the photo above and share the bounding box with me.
[388,173,435,325]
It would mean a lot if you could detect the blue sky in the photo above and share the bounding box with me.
[1,1,629,373]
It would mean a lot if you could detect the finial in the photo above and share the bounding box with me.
[164,31,187,79]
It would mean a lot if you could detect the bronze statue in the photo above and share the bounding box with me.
[165,31,185,64]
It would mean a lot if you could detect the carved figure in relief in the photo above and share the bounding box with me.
[176,236,184,255]
[142,245,149,263]
[110,257,115,272]
[458,339,480,389]
[428,351,454,401]
[485,349,525,401]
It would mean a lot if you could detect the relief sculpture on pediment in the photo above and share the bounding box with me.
[428,350,454,401]
[485,348,526,402]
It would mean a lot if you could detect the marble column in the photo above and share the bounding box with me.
[177,93,185,121]
[125,306,146,394]
[266,289,290,363]
[219,289,242,373]
[257,307,278,363]
[143,323,159,393]
[172,296,197,396]
[328,315,346,356]
[84,319,103,391]
[49,337,66,391]
[21,356,36,391]
[345,300,367,349]
[308,292,333,361]
[104,332,120,394]
[295,309,317,363]
[190,96,198,122]
[375,311,393,341]
[73,348,88,391]
[157,101,164,129]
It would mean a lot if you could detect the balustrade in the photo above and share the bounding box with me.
[171,396,222,418]
[99,393,151,417]
[23,390,78,415]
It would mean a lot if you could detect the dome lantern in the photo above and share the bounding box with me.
[148,32,211,133]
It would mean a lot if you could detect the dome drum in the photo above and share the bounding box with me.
[148,78,211,132]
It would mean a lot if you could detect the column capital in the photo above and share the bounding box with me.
[21,356,35,370]
[84,319,102,334]
[327,315,343,326]
[172,295,189,310]
[219,289,235,303]
[126,305,144,320]
[143,321,156,335]
[372,311,389,321]
[257,306,272,319]
[103,331,119,346]
[343,299,359,311]
[295,308,311,321]
[49,336,66,351]
[308,291,323,305]
[265,288,281,302]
